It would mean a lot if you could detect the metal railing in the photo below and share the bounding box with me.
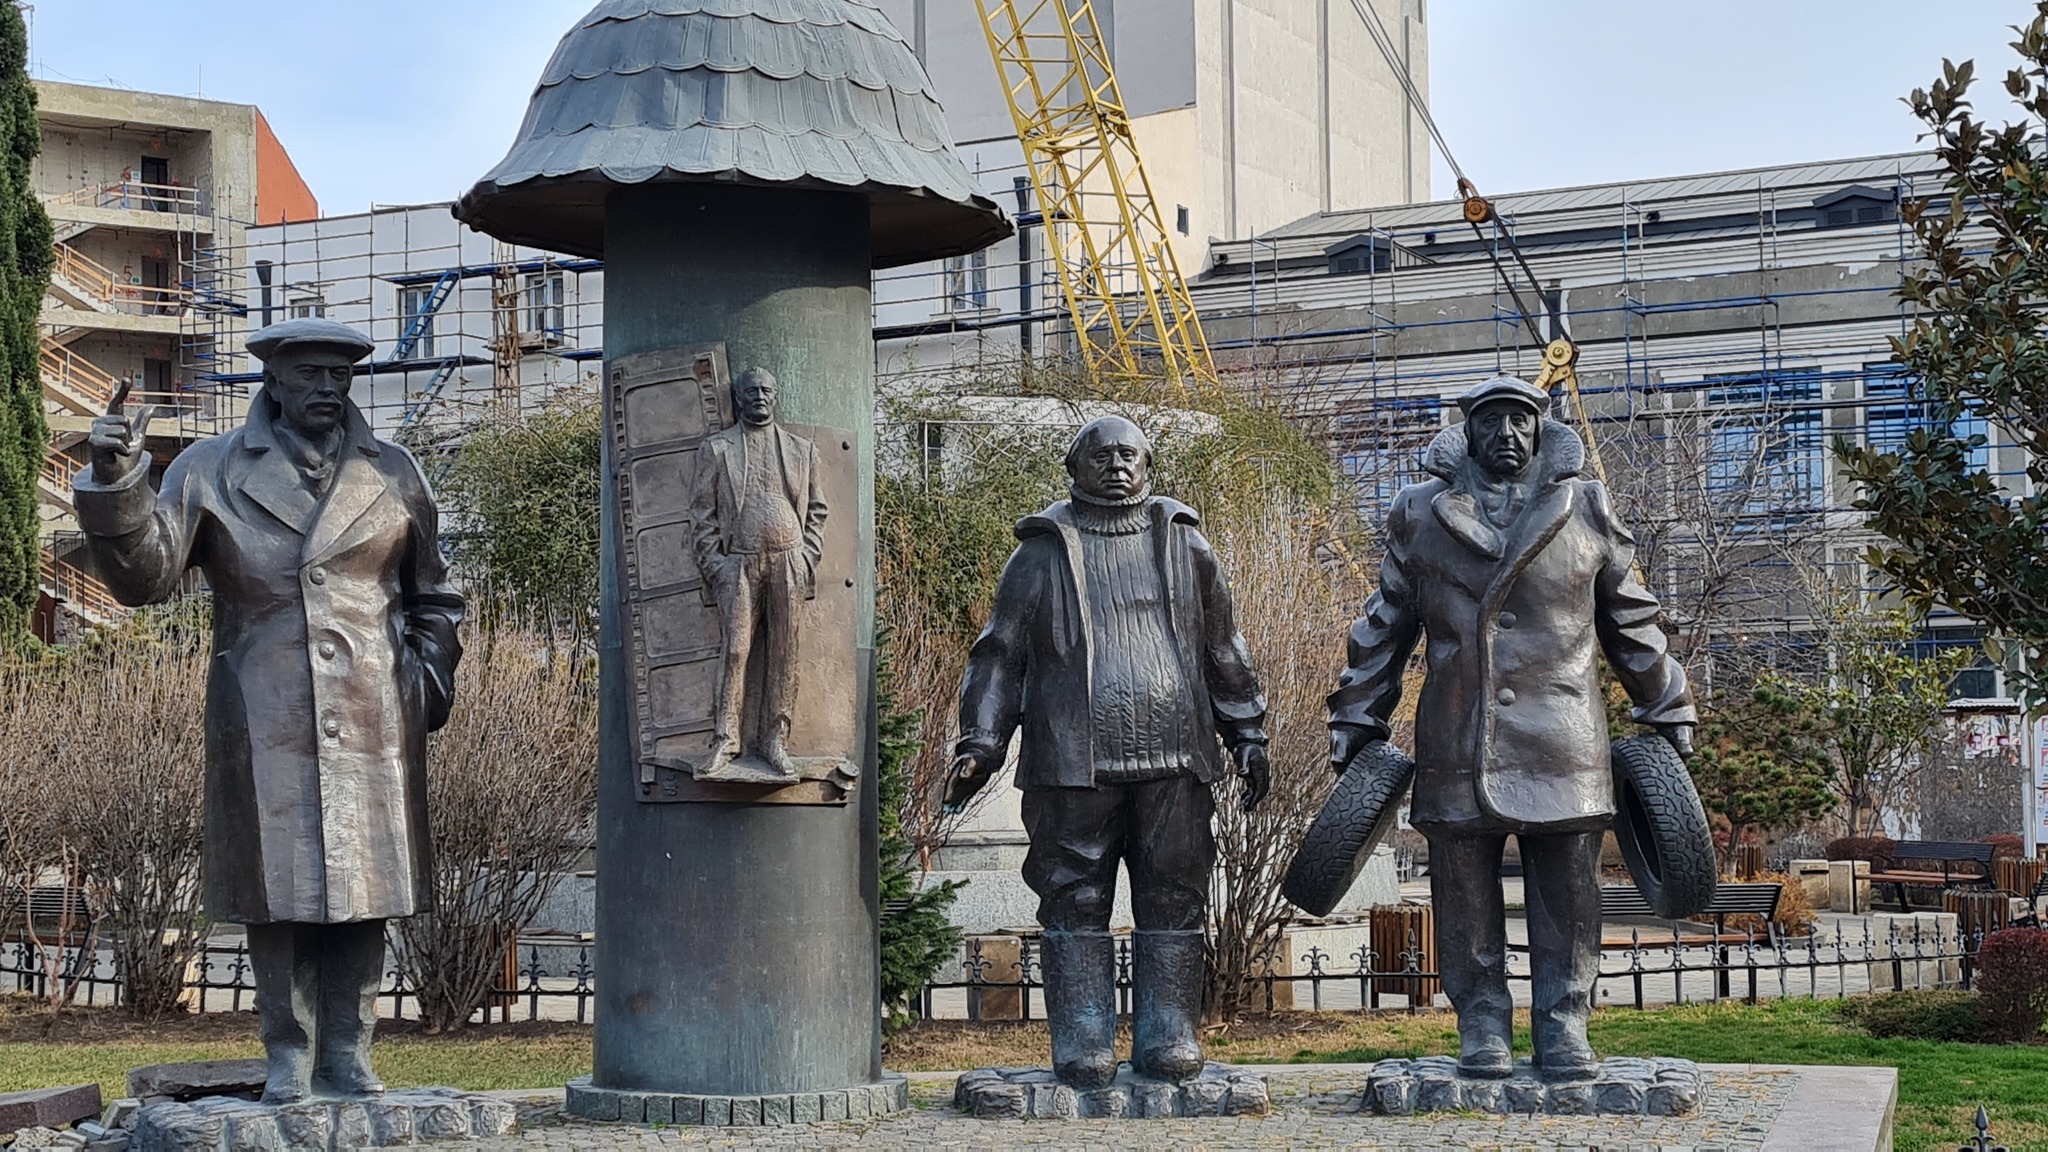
[43,180,207,217]
[52,243,191,316]
[38,550,122,622]
[40,338,120,412]
[916,921,1996,1021]
[0,937,597,1025]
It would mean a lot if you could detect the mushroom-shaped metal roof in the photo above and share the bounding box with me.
[454,0,1012,269]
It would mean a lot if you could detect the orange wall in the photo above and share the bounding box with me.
[255,109,318,225]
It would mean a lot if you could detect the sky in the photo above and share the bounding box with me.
[18,1,2041,214]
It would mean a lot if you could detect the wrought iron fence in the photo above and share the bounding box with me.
[0,937,596,1024]
[915,921,1994,1021]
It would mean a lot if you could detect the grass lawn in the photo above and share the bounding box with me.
[4,997,2041,1150]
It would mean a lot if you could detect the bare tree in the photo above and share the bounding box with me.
[1203,509,1371,1021]
[393,630,596,1033]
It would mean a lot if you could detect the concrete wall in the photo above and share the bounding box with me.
[35,80,261,225]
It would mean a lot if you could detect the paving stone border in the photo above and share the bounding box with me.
[1364,1055,1706,1116]
[562,1074,908,1127]
[952,1063,1271,1119]
[128,1088,517,1151]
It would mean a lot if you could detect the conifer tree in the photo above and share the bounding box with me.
[0,6,50,648]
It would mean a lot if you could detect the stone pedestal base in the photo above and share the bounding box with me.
[952,1064,1271,1119]
[130,1088,516,1151]
[563,1074,907,1126]
[1365,1057,1705,1117]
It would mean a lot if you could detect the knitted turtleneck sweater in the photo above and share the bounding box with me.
[1069,488,1196,783]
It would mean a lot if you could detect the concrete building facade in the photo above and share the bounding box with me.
[32,80,314,635]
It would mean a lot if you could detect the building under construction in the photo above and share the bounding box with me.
[31,80,317,637]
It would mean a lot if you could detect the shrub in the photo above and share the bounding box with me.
[1985,833,2024,860]
[1724,871,1820,937]
[1824,836,1895,868]
[1841,989,1986,1042]
[1974,927,2048,1042]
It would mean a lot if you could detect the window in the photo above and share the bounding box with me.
[1865,366,1989,471]
[1176,204,1190,236]
[523,271,565,335]
[1339,397,1441,513]
[1325,236,1391,276]
[944,249,988,311]
[1703,372,1824,521]
[397,284,437,359]
[288,294,326,320]
[1814,185,1897,229]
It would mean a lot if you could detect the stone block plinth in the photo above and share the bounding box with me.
[128,1088,515,1152]
[564,1074,907,1127]
[951,1064,1271,1119]
[1363,1056,1705,1117]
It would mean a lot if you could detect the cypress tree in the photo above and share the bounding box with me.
[0,5,49,648]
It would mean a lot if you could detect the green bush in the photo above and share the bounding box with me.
[1975,927,2048,1042]
[1840,990,1985,1042]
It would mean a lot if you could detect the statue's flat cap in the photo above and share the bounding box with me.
[247,319,375,363]
[1457,375,1551,418]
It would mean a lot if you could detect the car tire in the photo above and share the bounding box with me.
[1282,741,1416,918]
[1609,732,1718,919]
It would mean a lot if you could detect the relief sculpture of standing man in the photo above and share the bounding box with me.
[947,416,1270,1089]
[72,319,465,1103]
[689,367,828,781]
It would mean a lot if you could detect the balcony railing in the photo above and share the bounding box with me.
[52,243,190,317]
[43,179,206,217]
[38,550,121,622]
[39,339,118,411]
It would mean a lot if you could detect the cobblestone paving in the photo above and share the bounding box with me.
[467,1064,1798,1150]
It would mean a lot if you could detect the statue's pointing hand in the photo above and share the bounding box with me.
[89,379,156,486]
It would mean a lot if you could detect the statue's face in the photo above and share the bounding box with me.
[1468,400,1539,478]
[1071,428,1150,501]
[266,348,356,436]
[736,373,778,427]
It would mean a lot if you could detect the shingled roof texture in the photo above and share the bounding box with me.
[458,0,1008,266]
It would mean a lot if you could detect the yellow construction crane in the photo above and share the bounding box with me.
[974,0,1217,394]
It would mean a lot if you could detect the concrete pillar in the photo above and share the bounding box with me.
[592,184,880,1098]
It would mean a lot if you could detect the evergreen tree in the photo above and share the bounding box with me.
[875,637,962,1034]
[0,7,49,649]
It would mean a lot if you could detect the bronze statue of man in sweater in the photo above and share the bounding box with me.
[947,415,1270,1087]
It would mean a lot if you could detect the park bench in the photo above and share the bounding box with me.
[1596,881,1785,949]
[1865,841,1995,911]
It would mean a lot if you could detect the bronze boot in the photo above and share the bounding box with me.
[247,923,316,1104]
[1041,929,1118,1089]
[1131,929,1205,1082]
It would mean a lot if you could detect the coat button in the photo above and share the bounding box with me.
[323,718,340,736]
[308,567,327,585]
[1497,611,1517,628]
[318,640,336,659]
[1497,688,1516,705]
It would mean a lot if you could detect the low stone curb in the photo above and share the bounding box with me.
[1364,1055,1706,1116]
[952,1063,1271,1119]
[128,1088,516,1151]
[562,1074,908,1128]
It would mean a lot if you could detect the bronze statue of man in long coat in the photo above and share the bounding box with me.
[1328,375,1694,1081]
[72,318,464,1102]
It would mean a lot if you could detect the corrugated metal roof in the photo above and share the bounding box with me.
[1258,151,1947,242]
[456,0,1010,268]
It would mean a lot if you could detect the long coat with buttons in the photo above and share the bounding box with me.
[73,397,464,924]
[1328,420,1694,832]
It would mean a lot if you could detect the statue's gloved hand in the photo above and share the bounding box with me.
[1329,722,1375,776]
[1656,723,1696,760]
[1234,743,1271,812]
[942,750,995,813]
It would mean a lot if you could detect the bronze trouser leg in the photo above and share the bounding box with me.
[757,551,797,742]
[247,922,318,1103]
[1125,776,1215,1082]
[1422,831,1514,1052]
[1520,830,1603,1073]
[313,919,389,1097]
[1022,784,1128,1088]
[712,557,757,750]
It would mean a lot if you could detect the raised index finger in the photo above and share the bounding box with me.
[106,378,132,416]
